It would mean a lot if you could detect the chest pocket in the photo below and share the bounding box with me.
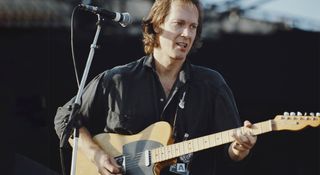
[106,110,153,135]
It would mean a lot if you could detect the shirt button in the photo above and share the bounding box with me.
[160,98,164,102]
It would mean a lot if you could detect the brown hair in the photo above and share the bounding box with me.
[142,0,203,55]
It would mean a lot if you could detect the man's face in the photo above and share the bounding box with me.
[156,1,199,61]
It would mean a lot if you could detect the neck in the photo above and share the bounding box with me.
[152,54,185,79]
[155,60,182,79]
[153,54,185,97]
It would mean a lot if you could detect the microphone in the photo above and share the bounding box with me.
[78,4,132,27]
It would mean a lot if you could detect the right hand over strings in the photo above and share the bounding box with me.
[93,149,123,175]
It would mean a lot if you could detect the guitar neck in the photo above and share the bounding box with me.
[150,120,273,163]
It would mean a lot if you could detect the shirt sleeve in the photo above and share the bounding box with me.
[53,72,109,139]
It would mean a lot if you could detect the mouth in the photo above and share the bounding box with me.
[176,42,188,49]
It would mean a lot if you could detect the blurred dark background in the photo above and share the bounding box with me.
[1,0,319,175]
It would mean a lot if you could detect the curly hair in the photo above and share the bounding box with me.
[142,0,203,55]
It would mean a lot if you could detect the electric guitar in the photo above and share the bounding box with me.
[74,113,319,175]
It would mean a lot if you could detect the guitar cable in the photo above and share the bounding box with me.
[59,4,80,175]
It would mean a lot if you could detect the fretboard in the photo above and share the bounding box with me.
[150,120,273,163]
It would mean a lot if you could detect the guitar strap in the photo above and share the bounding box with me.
[169,85,193,175]
[172,84,188,140]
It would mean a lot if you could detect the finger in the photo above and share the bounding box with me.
[98,168,112,175]
[105,168,122,175]
[110,158,123,173]
[240,133,256,148]
[233,142,247,151]
[243,121,257,138]
[239,136,252,149]
[103,161,121,174]
[106,165,121,174]
[233,130,248,142]
[244,120,252,127]
[233,134,252,150]
[237,141,251,150]
[246,134,257,145]
[110,157,122,169]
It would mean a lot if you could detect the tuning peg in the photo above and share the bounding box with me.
[283,112,289,116]
[316,112,320,117]
[310,112,315,116]
[297,111,302,116]
[290,112,296,116]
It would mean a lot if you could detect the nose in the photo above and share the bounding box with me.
[181,27,193,38]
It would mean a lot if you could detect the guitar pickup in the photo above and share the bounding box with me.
[144,150,151,167]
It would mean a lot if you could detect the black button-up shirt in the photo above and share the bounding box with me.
[54,55,243,174]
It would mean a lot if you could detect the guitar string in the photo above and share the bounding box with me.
[120,133,237,170]
[121,146,186,170]
[121,119,318,171]
[121,128,244,170]
[122,145,178,162]
[121,150,171,170]
[122,137,216,168]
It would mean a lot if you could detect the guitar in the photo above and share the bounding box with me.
[75,113,319,175]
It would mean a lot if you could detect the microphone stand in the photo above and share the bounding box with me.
[60,14,103,175]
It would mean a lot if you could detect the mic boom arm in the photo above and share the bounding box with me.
[78,4,132,27]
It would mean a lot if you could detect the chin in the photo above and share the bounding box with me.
[172,55,186,61]
[171,52,187,61]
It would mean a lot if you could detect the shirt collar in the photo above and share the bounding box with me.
[143,55,191,86]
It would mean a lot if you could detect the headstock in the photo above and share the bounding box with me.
[272,112,320,131]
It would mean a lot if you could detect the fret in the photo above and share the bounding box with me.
[156,148,160,162]
[221,131,228,144]
[252,122,262,135]
[262,121,268,133]
[228,129,235,142]
[247,120,272,135]
[174,143,180,157]
[163,146,169,160]
[179,142,185,155]
[157,147,161,161]
[226,129,234,142]
[149,118,303,165]
[177,142,184,157]
[266,120,272,132]
[209,134,215,147]
[196,139,203,150]
[156,149,160,162]
[203,136,210,149]
[150,149,157,163]
[187,140,194,152]
[183,141,190,155]
[192,138,199,152]
[267,120,272,132]
[160,146,165,161]
[151,120,274,163]
[167,145,173,159]
[153,148,159,163]
[172,144,178,157]
[258,122,263,135]
[215,133,222,145]
[262,122,266,133]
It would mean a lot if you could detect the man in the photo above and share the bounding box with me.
[54,0,257,174]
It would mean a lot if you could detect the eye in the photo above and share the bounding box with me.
[174,21,184,26]
[190,24,198,30]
